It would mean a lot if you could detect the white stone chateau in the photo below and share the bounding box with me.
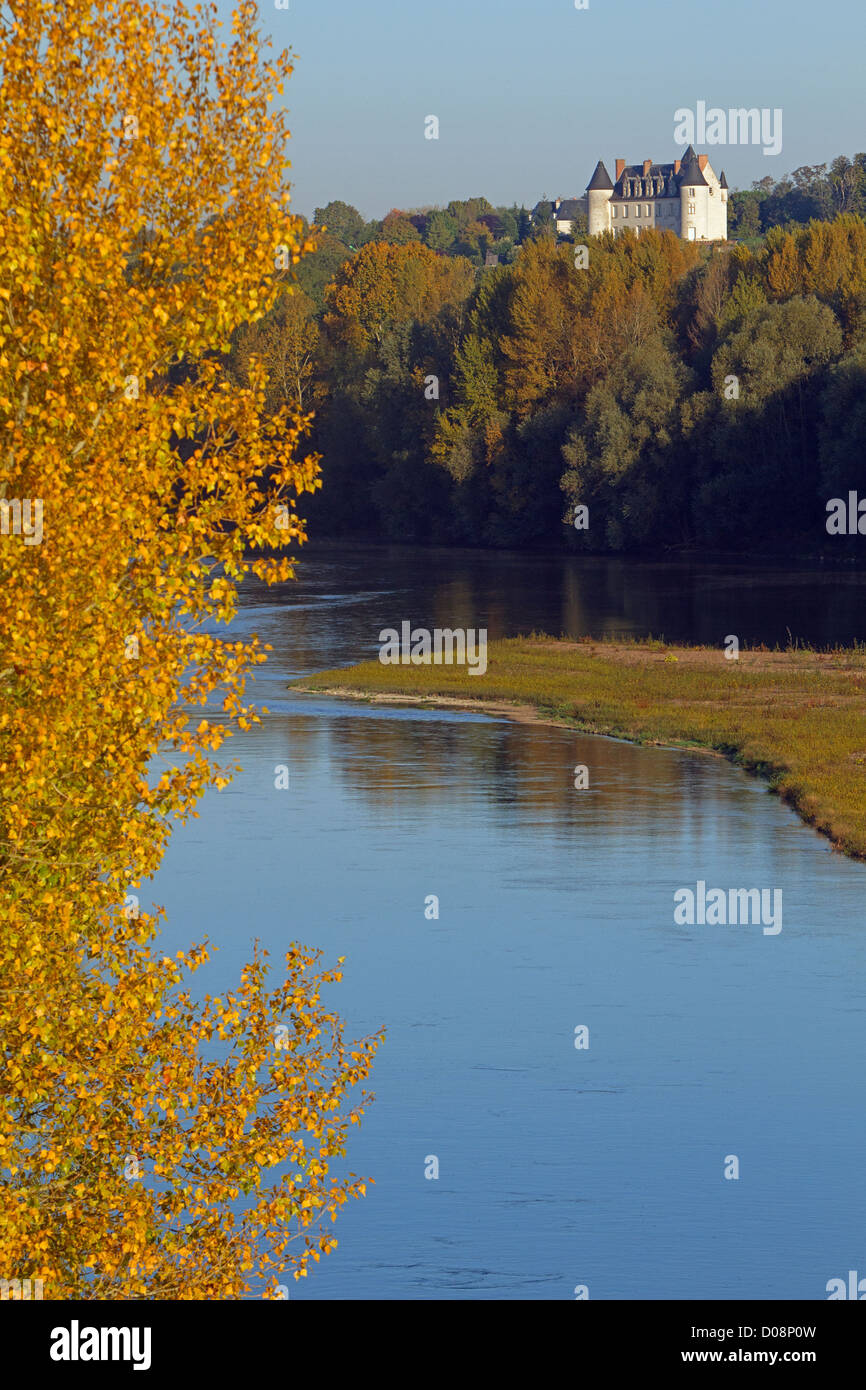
[586,146,728,242]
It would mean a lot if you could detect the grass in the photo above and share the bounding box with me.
[290,633,866,861]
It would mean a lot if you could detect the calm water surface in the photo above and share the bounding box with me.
[152,545,866,1299]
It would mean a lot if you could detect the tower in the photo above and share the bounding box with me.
[678,145,710,241]
[718,171,729,240]
[586,160,614,236]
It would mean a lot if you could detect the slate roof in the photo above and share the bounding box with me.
[586,160,614,191]
[608,147,712,201]
[531,197,586,223]
[612,167,678,201]
[678,145,708,186]
[619,163,673,180]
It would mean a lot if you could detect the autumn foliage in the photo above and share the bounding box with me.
[285,204,866,550]
[0,0,381,1298]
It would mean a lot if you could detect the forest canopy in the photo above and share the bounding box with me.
[239,167,866,554]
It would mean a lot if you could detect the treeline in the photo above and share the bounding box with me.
[227,200,866,554]
[291,197,535,306]
[729,154,866,239]
[301,151,866,281]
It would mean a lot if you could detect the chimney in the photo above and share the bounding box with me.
[615,158,625,180]
[698,154,708,171]
[674,159,681,174]
[643,160,652,176]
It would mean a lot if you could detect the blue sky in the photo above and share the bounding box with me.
[222,0,866,220]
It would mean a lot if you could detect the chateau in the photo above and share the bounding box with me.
[586,146,728,242]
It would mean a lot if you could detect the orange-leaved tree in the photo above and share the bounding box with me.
[322,239,475,361]
[0,0,381,1298]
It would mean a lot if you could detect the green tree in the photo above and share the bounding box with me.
[453,218,491,265]
[425,209,459,252]
[447,197,493,228]
[380,210,422,244]
[313,200,369,248]
[495,208,519,242]
[561,337,694,550]
[312,242,475,539]
[294,231,355,308]
[729,192,762,239]
[819,339,866,500]
[717,270,768,330]
[528,198,554,240]
[694,296,843,545]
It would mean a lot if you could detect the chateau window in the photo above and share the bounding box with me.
[636,204,641,217]
[690,188,695,196]
[645,205,651,217]
[688,202,696,215]
[612,205,617,217]
[622,206,628,217]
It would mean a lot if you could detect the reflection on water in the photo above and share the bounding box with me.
[151,543,866,1299]
[248,542,866,677]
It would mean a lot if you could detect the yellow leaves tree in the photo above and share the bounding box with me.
[498,237,591,414]
[230,288,320,414]
[0,0,381,1298]
[322,240,475,358]
[497,231,692,415]
[758,216,866,341]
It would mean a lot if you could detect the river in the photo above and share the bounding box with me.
[152,543,866,1300]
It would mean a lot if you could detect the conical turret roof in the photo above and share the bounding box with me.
[679,146,708,185]
[586,160,614,191]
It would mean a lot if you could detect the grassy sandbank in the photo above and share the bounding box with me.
[290,635,866,861]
